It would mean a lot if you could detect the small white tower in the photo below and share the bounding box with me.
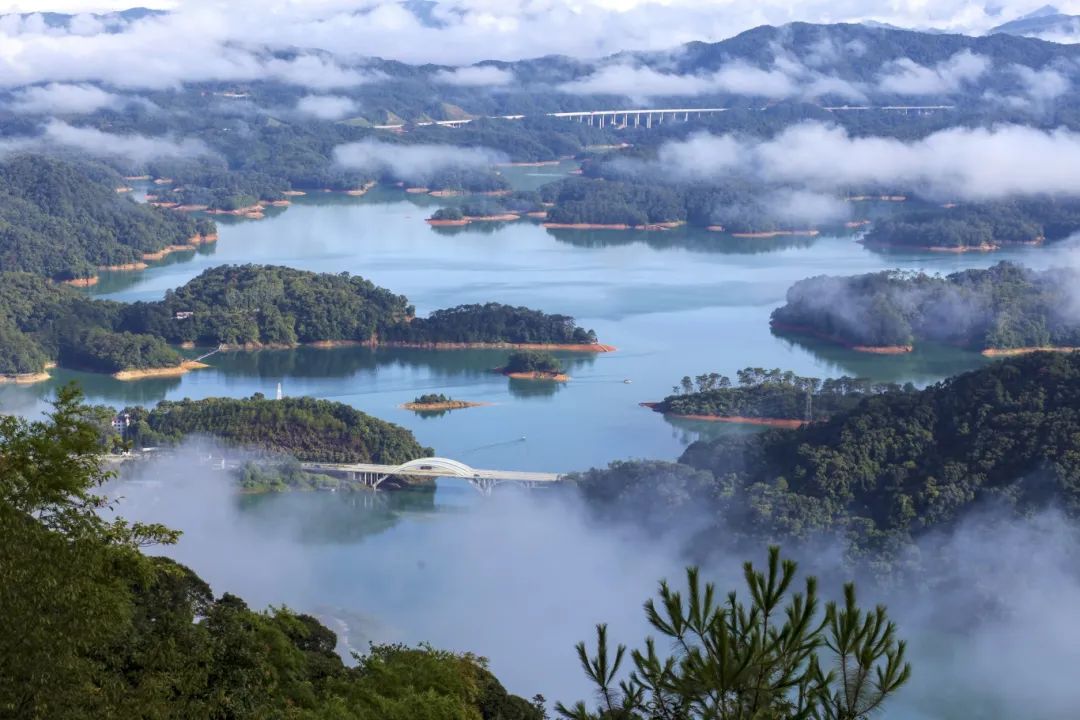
[276,382,283,401]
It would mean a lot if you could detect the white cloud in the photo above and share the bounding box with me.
[295,94,358,120]
[9,82,121,114]
[333,139,505,183]
[877,49,991,95]
[0,0,1075,81]
[650,123,1080,200]
[558,57,864,102]
[42,120,210,163]
[433,65,515,86]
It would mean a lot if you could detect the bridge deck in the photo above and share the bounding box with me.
[300,462,561,483]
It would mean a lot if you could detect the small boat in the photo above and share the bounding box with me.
[623,378,632,384]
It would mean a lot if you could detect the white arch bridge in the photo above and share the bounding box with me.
[300,457,563,495]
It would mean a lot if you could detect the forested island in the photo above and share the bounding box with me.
[771,261,1080,353]
[497,350,568,380]
[862,196,1080,251]
[648,369,914,426]
[0,265,604,380]
[538,175,835,234]
[0,155,217,282]
[402,393,486,412]
[573,351,1080,564]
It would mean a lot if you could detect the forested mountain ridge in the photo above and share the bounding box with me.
[573,352,1080,563]
[0,155,216,281]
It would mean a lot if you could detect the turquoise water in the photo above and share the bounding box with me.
[4,178,1075,471]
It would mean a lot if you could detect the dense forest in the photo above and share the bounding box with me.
[573,352,1080,564]
[654,368,915,421]
[771,261,1080,350]
[0,387,544,718]
[863,196,1080,250]
[0,265,599,376]
[119,394,431,463]
[540,172,846,233]
[0,155,216,281]
[387,303,598,345]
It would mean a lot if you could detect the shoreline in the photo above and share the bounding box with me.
[499,370,569,382]
[212,340,615,353]
[730,229,819,238]
[771,322,913,354]
[112,360,209,381]
[0,370,52,385]
[401,400,489,411]
[640,402,806,428]
[345,181,377,197]
[861,237,1043,253]
[140,233,218,261]
[542,221,683,231]
[981,346,1080,357]
[427,213,521,226]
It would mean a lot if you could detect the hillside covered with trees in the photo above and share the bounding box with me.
[770,261,1080,351]
[0,155,216,281]
[573,352,1080,563]
[120,394,431,463]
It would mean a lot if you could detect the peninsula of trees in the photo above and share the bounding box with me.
[770,261,1080,353]
[573,351,1080,564]
[118,394,431,463]
[0,265,603,379]
[650,368,914,426]
[0,155,217,282]
[862,196,1080,251]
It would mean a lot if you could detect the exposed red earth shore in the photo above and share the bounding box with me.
[770,322,913,354]
[639,402,807,428]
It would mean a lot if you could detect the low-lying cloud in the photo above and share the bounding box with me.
[433,65,515,87]
[9,82,124,114]
[648,122,1080,200]
[333,139,504,183]
[877,49,990,95]
[44,121,209,164]
[558,56,865,102]
[295,94,358,120]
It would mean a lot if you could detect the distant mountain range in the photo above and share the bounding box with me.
[991,5,1080,37]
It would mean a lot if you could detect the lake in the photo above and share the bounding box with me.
[2,171,1074,472]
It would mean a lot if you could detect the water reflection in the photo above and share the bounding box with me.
[544,226,824,255]
[234,485,442,544]
[770,331,991,384]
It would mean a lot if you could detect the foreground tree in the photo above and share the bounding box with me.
[557,548,910,720]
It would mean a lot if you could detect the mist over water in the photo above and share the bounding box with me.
[108,446,1080,718]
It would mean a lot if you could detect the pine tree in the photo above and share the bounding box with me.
[557,547,910,720]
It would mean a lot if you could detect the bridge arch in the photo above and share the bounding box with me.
[374,457,482,491]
